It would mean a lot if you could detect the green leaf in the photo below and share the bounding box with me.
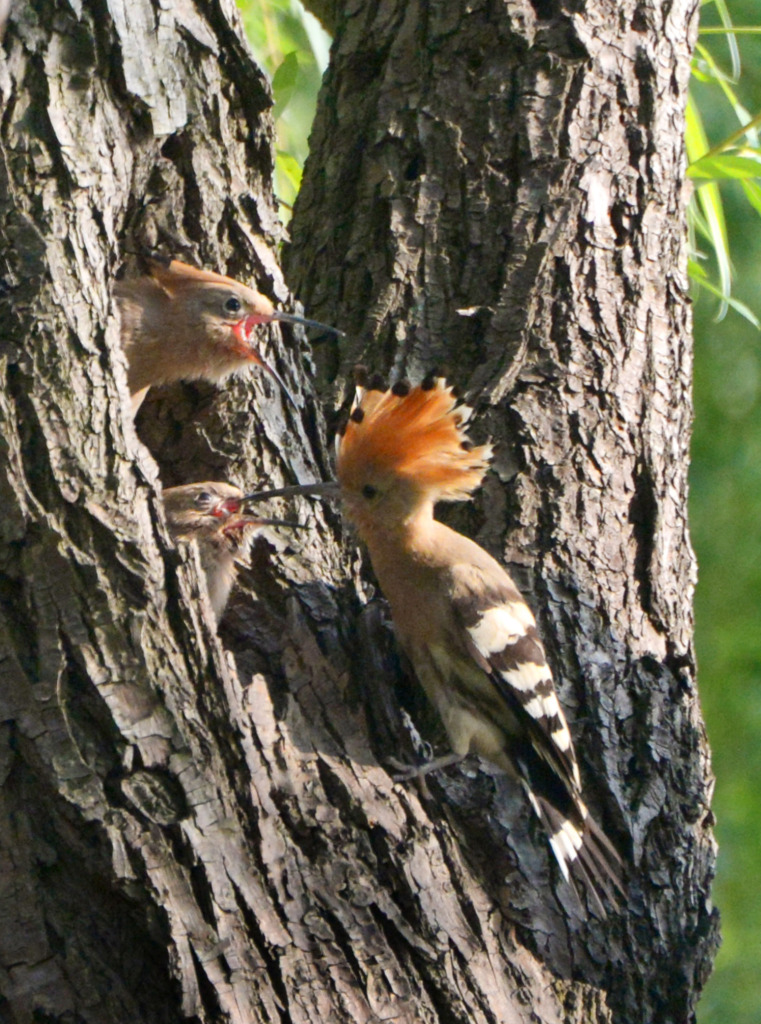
[272,51,300,113]
[688,258,709,282]
[690,65,717,84]
[696,182,730,316]
[700,26,761,35]
[694,275,761,329]
[691,212,716,250]
[707,0,741,80]
[684,96,733,313]
[694,40,739,93]
[686,90,710,161]
[688,153,761,180]
[692,44,761,151]
[686,94,731,315]
[276,150,303,192]
[740,179,761,219]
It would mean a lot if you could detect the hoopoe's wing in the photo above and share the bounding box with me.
[449,565,581,793]
[448,562,623,908]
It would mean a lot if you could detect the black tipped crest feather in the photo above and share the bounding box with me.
[336,374,492,501]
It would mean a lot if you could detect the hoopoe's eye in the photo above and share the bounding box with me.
[362,484,378,500]
[223,295,242,316]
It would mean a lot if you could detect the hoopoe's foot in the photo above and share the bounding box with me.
[386,753,465,783]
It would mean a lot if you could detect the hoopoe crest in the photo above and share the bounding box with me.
[336,370,493,535]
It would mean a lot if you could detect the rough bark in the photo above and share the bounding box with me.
[0,3,716,1024]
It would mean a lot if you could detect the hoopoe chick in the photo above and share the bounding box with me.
[251,372,624,910]
[115,257,342,413]
[163,482,300,622]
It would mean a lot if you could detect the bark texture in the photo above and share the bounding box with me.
[0,2,716,1024]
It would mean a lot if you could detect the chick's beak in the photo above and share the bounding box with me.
[231,319,299,411]
[242,516,305,529]
[218,495,305,531]
[268,310,345,338]
[238,303,344,339]
[221,512,304,536]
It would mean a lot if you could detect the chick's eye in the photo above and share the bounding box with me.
[194,491,213,508]
[362,484,378,500]
[223,295,242,316]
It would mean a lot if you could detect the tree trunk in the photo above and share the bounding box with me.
[0,2,717,1024]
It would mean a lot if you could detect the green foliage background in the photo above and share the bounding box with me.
[691,5,761,1022]
[237,0,330,210]
[239,2,761,1020]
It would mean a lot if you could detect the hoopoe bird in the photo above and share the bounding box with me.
[163,482,301,622]
[115,257,343,413]
[245,371,624,910]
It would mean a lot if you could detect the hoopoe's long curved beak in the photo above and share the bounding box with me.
[233,305,343,409]
[238,481,341,504]
[253,353,299,412]
[231,320,299,411]
[239,308,344,338]
[267,310,345,337]
[217,492,315,521]
[237,516,306,529]
[219,511,305,540]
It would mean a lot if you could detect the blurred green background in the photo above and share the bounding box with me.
[691,5,761,1022]
[238,1,761,1020]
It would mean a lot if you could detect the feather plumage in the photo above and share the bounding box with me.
[334,374,624,911]
[114,257,340,412]
[337,376,492,503]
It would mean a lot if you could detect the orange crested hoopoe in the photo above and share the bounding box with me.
[163,482,301,621]
[245,372,624,908]
[115,257,343,413]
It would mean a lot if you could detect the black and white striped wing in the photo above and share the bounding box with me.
[449,570,623,904]
[452,576,581,794]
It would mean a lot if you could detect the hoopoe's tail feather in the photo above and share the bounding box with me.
[525,786,625,916]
